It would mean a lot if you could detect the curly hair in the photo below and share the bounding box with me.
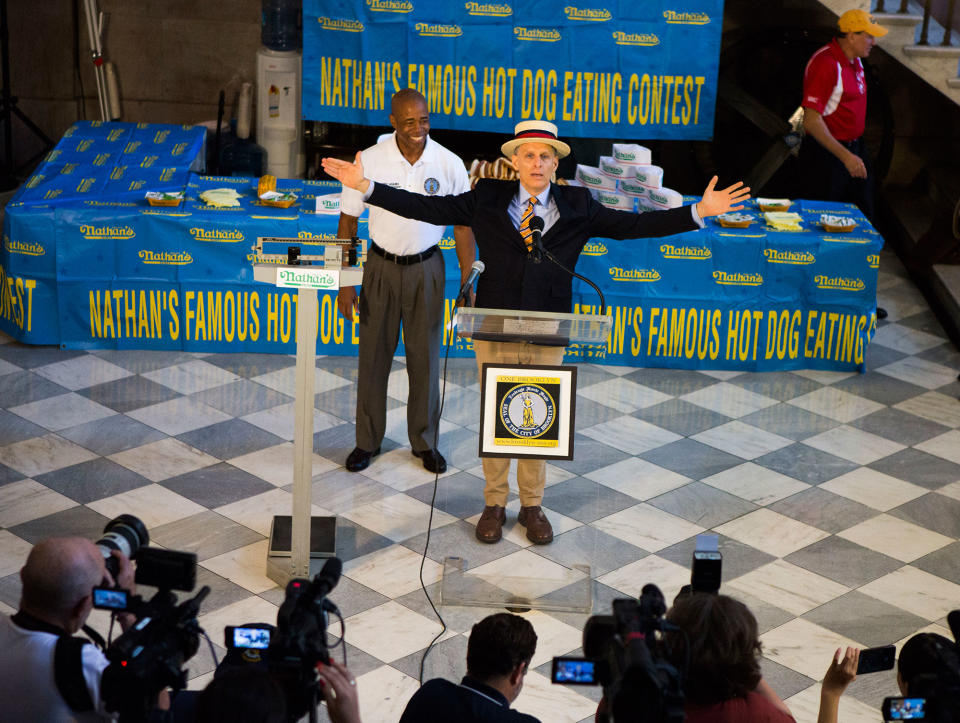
[665,593,763,705]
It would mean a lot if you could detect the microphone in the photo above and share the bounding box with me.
[529,215,545,263]
[457,260,485,303]
[309,556,342,601]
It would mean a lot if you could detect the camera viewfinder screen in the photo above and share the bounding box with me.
[890,698,925,719]
[233,627,270,649]
[93,588,128,610]
[554,658,595,684]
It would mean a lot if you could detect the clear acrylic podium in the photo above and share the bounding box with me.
[440,305,612,614]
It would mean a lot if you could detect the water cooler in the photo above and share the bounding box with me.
[257,0,304,178]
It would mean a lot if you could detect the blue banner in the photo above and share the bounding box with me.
[302,0,724,140]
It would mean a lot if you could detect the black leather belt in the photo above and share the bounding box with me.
[370,241,437,265]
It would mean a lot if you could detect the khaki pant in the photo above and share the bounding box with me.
[473,339,565,507]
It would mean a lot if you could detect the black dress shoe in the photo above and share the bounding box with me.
[345,446,380,472]
[412,448,447,474]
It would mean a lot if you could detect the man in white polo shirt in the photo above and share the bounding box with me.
[337,89,475,474]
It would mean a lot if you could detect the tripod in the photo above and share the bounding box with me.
[0,0,54,191]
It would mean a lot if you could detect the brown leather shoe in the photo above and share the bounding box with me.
[475,505,506,543]
[518,505,553,544]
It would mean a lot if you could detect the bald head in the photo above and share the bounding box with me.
[20,537,105,620]
[391,88,427,117]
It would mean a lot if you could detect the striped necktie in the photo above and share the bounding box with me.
[519,196,538,252]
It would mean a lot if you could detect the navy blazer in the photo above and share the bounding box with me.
[367,178,698,313]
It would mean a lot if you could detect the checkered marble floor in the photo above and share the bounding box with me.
[1,247,959,723]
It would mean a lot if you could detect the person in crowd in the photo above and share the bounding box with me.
[0,536,154,721]
[322,120,749,545]
[896,632,960,722]
[664,593,795,722]
[195,666,287,723]
[399,612,540,722]
[800,9,887,219]
[337,88,475,475]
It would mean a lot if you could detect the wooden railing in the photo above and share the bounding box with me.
[874,0,958,46]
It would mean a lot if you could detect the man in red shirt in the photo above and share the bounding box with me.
[800,9,887,219]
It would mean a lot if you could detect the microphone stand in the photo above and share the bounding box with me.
[532,234,606,316]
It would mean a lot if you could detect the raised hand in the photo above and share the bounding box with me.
[695,176,751,218]
[321,151,370,193]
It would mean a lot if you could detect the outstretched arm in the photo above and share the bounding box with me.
[817,647,858,723]
[323,152,370,194]
[694,176,751,218]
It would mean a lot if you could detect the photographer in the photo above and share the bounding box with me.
[400,613,540,723]
[895,633,960,723]
[0,536,157,721]
[664,593,795,722]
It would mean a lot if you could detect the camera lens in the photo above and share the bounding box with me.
[96,514,149,580]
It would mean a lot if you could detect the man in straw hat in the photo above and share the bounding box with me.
[323,120,749,545]
[800,9,887,219]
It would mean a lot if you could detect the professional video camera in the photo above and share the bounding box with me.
[90,515,209,722]
[552,584,685,723]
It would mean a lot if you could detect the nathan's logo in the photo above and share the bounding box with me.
[84,200,137,207]
[44,189,62,199]
[190,227,244,243]
[5,239,45,257]
[866,254,880,269]
[417,22,462,37]
[153,130,170,144]
[439,236,456,250]
[110,166,127,180]
[823,235,870,244]
[159,168,176,182]
[75,139,94,152]
[661,244,711,260]
[80,224,136,240]
[107,128,125,142]
[465,1,512,16]
[317,196,340,212]
[60,163,79,175]
[582,242,608,256]
[45,149,62,162]
[613,30,659,46]
[139,250,193,266]
[815,275,865,291]
[136,122,149,129]
[663,10,710,24]
[93,153,111,166]
[318,17,364,32]
[26,174,44,188]
[565,6,612,21]
[514,26,561,41]
[140,155,159,168]
[648,190,674,206]
[578,169,604,186]
[124,141,142,154]
[609,267,661,282]
[713,270,763,286]
[297,231,337,240]
[171,142,189,156]
[764,248,815,265]
[63,125,77,137]
[247,253,284,265]
[366,0,413,11]
[127,180,146,191]
[76,178,97,193]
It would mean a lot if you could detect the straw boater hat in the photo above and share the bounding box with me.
[501,120,571,159]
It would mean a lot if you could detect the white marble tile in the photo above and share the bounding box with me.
[0,479,76,527]
[577,378,671,413]
[251,366,352,396]
[127,396,232,436]
[109,438,219,482]
[514,670,598,723]
[466,548,591,598]
[715,508,828,557]
[228,442,339,487]
[702,463,808,505]
[199,540,277,593]
[355,664,422,723]
[726,560,849,616]
[0,358,19,376]
[0,600,15,615]
[820,468,927,511]
[860,566,960,621]
[598,554,692,602]
[680,382,778,418]
[914,430,960,465]
[590,363,637,376]
[698,370,743,380]
[0,433,98,477]
[838,514,952,563]
[692,420,793,460]
[586,457,690,500]
[345,600,450,662]
[361,447,461,491]
[197,595,279,646]
[341,493,458,542]
[791,369,856,385]
[241,402,343,440]
[802,425,905,465]
[87,484,207,528]
[383,406,460,446]
[761,618,862,679]
[875,287,925,318]
[10,392,116,431]
[33,355,132,390]
[580,416,682,455]
[785,682,880,723]
[142,359,240,394]
[872,323,945,354]
[894,391,960,428]
[544,462,577,486]
[0,529,34,577]
[593,504,705,552]
[185,671,215,692]
[892,622,954,652]
[344,544,443,598]
[938,481,960,502]
[786,387,884,423]
[214,488,332,536]
[877,356,958,390]
[519,609,587,668]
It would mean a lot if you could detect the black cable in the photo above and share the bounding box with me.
[541,245,606,316]
[201,628,220,668]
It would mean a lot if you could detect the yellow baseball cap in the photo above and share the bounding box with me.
[838,9,888,37]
